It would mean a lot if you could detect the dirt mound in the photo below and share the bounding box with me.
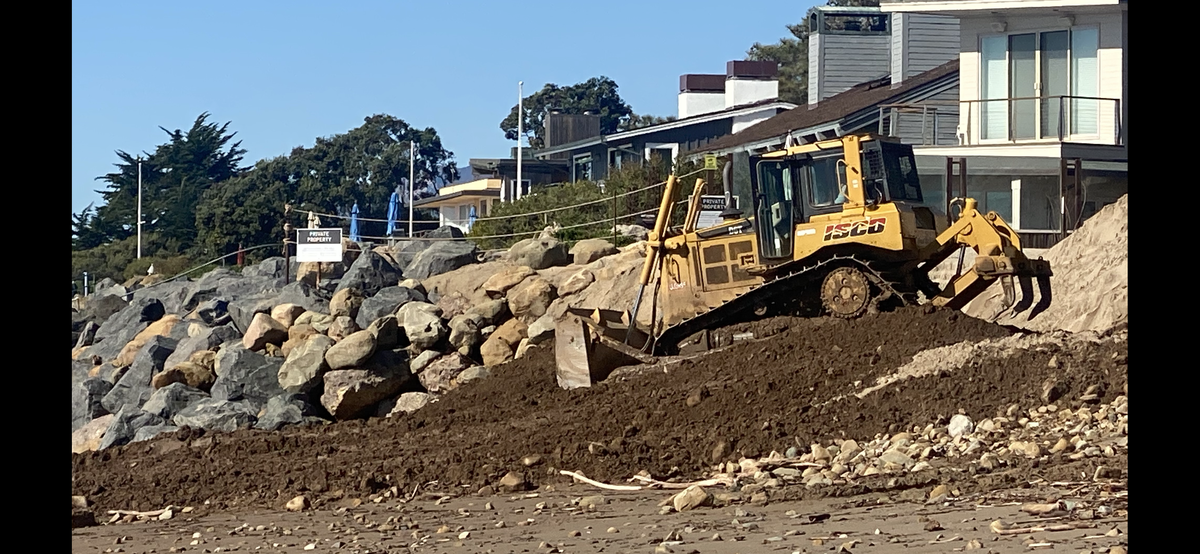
[71,306,1126,515]
[963,194,1128,333]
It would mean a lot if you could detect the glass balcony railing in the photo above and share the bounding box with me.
[961,95,1122,145]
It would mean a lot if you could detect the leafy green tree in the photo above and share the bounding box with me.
[194,114,459,259]
[89,113,247,252]
[747,0,881,105]
[620,113,678,131]
[500,77,635,149]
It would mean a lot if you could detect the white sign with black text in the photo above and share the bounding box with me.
[296,228,343,262]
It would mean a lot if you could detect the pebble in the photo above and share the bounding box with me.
[607,527,619,533]
[286,496,309,512]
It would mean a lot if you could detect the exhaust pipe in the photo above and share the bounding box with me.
[720,160,741,220]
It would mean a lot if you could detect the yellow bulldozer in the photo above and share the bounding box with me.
[554,132,1053,389]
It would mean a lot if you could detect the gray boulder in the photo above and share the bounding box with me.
[75,321,100,350]
[335,250,403,298]
[616,224,650,241]
[367,314,403,350]
[72,378,113,431]
[132,425,180,443]
[141,382,210,420]
[255,393,322,431]
[448,314,483,355]
[84,294,130,323]
[99,407,166,450]
[377,392,434,417]
[418,353,474,394]
[130,280,194,317]
[242,257,300,280]
[355,286,426,330]
[506,237,570,270]
[465,298,509,327]
[405,241,480,280]
[95,297,164,343]
[172,398,258,432]
[410,350,441,374]
[277,334,336,394]
[163,324,241,370]
[191,299,231,326]
[211,344,285,410]
[99,336,176,414]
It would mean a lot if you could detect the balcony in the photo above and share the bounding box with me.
[959,95,1123,146]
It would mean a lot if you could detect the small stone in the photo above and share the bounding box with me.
[522,454,543,466]
[458,531,470,539]
[303,545,315,551]
[286,496,309,512]
[929,485,949,499]
[569,530,581,537]
[1050,437,1070,453]
[966,538,983,549]
[948,414,974,438]
[1108,547,1127,554]
[607,526,619,533]
[924,519,943,531]
[579,495,606,509]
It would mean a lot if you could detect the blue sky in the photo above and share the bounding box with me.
[73,1,818,215]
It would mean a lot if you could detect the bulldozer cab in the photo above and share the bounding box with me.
[748,136,927,262]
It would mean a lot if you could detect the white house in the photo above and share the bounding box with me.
[411,178,502,233]
[881,0,1127,248]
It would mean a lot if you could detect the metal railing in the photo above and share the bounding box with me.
[960,95,1122,146]
[876,103,960,146]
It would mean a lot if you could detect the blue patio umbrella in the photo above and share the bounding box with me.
[386,189,400,236]
[349,202,361,243]
[468,205,478,231]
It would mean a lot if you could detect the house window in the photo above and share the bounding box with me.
[980,26,1099,141]
[573,155,592,182]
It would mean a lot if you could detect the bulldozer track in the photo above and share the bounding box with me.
[649,254,923,356]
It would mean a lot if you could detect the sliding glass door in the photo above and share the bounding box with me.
[979,27,1099,141]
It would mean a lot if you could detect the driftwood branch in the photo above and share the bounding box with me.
[560,471,644,491]
[629,474,735,489]
[107,506,175,517]
[990,520,1095,535]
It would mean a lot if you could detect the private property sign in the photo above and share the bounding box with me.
[296,228,343,262]
[694,195,739,230]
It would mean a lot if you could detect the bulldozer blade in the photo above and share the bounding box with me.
[1011,274,1035,315]
[1030,274,1053,320]
[555,313,656,390]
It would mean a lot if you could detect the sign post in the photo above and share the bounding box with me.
[703,154,718,171]
[296,228,344,287]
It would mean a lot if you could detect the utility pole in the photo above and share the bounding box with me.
[137,158,143,259]
[516,81,523,202]
[409,141,415,238]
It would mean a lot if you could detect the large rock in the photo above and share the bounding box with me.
[434,291,474,321]
[99,407,165,450]
[482,266,536,299]
[325,330,377,370]
[132,425,180,443]
[320,367,411,420]
[72,378,113,431]
[141,382,210,420]
[465,298,509,327]
[329,288,365,319]
[493,318,528,347]
[172,398,258,432]
[396,302,447,352]
[418,353,474,394]
[558,269,595,296]
[271,303,307,328]
[211,345,285,409]
[100,337,177,414]
[281,324,319,358]
[242,257,299,280]
[255,393,321,431]
[506,237,570,270]
[367,315,403,350]
[570,238,618,265]
[405,241,480,280]
[242,312,289,351]
[527,314,555,345]
[616,224,649,241]
[356,286,426,330]
[447,314,483,355]
[507,278,556,323]
[480,335,515,367]
[74,321,101,350]
[151,361,216,392]
[84,294,130,323]
[129,279,193,317]
[297,261,346,287]
[272,281,329,314]
[72,414,116,454]
[113,315,181,368]
[376,391,434,417]
[327,315,360,341]
[277,334,336,394]
[188,298,231,327]
[163,324,240,371]
[295,311,334,334]
[228,292,280,336]
[410,350,441,374]
[336,250,403,298]
[454,365,490,386]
